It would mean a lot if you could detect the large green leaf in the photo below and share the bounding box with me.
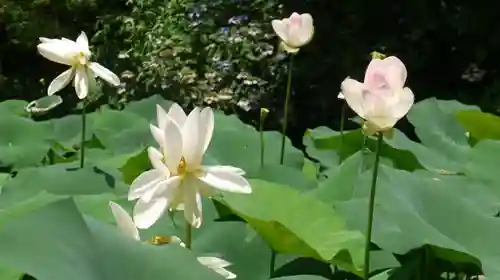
[455,110,500,141]
[0,198,224,280]
[219,179,365,274]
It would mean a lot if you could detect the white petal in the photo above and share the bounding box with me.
[198,107,214,156]
[88,62,120,86]
[271,20,289,43]
[183,185,203,228]
[363,93,398,130]
[198,166,252,194]
[156,104,169,130]
[182,107,202,166]
[198,257,236,279]
[76,31,89,50]
[147,147,170,176]
[340,78,366,119]
[73,67,89,99]
[163,117,183,172]
[47,68,74,95]
[109,201,140,241]
[128,169,164,201]
[383,56,407,89]
[203,165,246,176]
[37,42,76,65]
[297,13,314,46]
[150,124,165,148]
[337,91,345,100]
[167,103,187,128]
[390,87,414,119]
[132,177,180,229]
[133,196,169,229]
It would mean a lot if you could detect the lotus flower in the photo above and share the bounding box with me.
[108,202,236,279]
[128,103,251,229]
[271,13,314,54]
[340,56,414,135]
[37,32,120,99]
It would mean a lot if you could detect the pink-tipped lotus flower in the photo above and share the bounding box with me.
[340,56,414,135]
[271,13,314,54]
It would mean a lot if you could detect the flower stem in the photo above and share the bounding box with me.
[279,55,294,165]
[339,102,346,164]
[259,121,265,168]
[80,102,87,169]
[363,133,383,280]
[269,250,276,277]
[185,221,192,249]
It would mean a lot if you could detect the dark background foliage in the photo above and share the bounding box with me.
[1,0,500,144]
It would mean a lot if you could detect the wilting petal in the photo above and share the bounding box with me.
[197,257,236,279]
[73,67,89,99]
[156,105,169,130]
[390,87,414,119]
[128,169,163,201]
[109,201,140,241]
[147,147,170,176]
[163,118,183,172]
[271,19,289,43]
[198,107,214,156]
[183,185,202,228]
[198,166,252,194]
[340,78,366,118]
[88,62,120,86]
[37,41,76,65]
[182,107,202,166]
[167,103,187,128]
[47,68,74,95]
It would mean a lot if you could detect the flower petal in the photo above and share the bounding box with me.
[202,165,246,176]
[133,196,169,229]
[298,13,314,46]
[147,147,170,176]
[156,104,168,130]
[271,19,289,43]
[150,124,165,148]
[383,56,407,89]
[128,169,163,201]
[363,93,398,130]
[73,67,89,99]
[76,31,89,50]
[337,91,345,100]
[163,117,183,172]
[183,185,202,228]
[48,68,75,95]
[197,257,236,279]
[109,201,140,241]
[132,177,181,229]
[390,87,414,119]
[181,107,202,166]
[167,103,187,128]
[88,62,120,86]
[198,107,214,156]
[198,166,252,194]
[340,78,366,118]
[37,41,76,65]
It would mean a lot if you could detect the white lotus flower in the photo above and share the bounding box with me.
[37,31,120,99]
[129,103,251,229]
[340,56,414,135]
[271,12,314,54]
[108,201,236,279]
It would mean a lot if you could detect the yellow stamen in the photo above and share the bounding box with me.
[150,235,175,246]
[177,156,187,174]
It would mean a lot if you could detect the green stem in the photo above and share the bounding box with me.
[339,102,346,164]
[279,55,294,165]
[80,102,87,168]
[270,249,277,277]
[362,133,384,280]
[185,221,192,249]
[259,121,265,168]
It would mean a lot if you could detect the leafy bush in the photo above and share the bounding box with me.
[94,0,285,110]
